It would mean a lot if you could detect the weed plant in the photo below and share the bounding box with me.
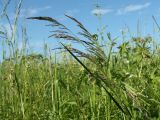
[0,0,160,120]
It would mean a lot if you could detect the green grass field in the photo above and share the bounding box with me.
[0,0,160,119]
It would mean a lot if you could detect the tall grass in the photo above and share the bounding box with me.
[0,0,160,120]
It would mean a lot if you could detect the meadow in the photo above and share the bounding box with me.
[0,1,160,120]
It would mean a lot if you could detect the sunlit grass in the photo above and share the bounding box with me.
[0,0,160,120]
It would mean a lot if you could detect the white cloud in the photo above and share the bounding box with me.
[20,6,52,18]
[43,6,52,10]
[65,9,79,16]
[58,9,79,21]
[91,8,113,15]
[117,2,151,15]
[22,8,38,16]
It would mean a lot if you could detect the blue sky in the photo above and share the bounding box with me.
[1,0,160,56]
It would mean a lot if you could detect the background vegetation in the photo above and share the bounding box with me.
[0,0,160,119]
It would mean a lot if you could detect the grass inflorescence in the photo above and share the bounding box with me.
[0,1,160,120]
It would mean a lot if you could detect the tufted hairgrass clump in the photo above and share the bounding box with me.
[0,0,160,119]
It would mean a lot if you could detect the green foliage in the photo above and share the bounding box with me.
[0,1,160,119]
